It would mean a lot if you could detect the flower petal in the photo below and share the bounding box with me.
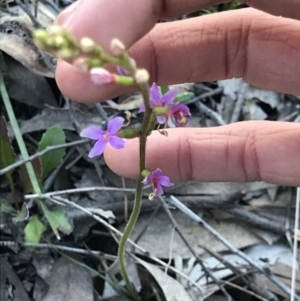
[80,126,104,140]
[107,117,124,135]
[159,176,174,187]
[109,136,126,149]
[156,115,167,124]
[150,83,161,103]
[151,168,163,178]
[88,140,108,158]
[155,183,164,195]
[161,88,177,105]
[171,103,190,115]
[139,103,145,113]
[142,174,152,185]
[117,66,129,76]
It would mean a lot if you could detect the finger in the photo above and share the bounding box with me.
[56,8,300,102]
[104,121,300,187]
[243,0,300,20]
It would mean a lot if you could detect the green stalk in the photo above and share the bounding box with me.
[0,71,41,195]
[117,83,152,301]
[0,71,62,239]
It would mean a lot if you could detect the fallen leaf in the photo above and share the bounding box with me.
[3,53,57,108]
[8,106,105,137]
[1,257,31,301]
[42,257,93,301]
[137,258,193,301]
[123,210,262,258]
[106,94,143,111]
[0,12,55,77]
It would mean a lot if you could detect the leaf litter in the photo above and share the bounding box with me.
[0,1,299,301]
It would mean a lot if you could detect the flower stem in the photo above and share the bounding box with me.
[117,83,152,301]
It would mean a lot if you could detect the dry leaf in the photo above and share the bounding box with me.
[137,258,193,301]
[123,210,262,258]
[0,12,55,77]
[106,94,143,111]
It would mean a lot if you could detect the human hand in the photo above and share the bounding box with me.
[55,0,300,186]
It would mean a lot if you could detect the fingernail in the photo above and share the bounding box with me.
[55,0,80,26]
[63,0,81,14]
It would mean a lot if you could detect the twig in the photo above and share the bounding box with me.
[185,87,223,105]
[24,186,136,200]
[230,81,247,123]
[158,196,232,300]
[168,195,300,300]
[0,241,116,260]
[165,227,175,276]
[0,139,89,176]
[95,103,109,123]
[134,204,161,244]
[14,0,42,27]
[227,207,287,235]
[291,187,300,301]
[47,195,204,292]
[195,100,225,126]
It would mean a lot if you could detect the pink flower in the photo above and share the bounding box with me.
[169,103,190,127]
[90,68,115,86]
[139,83,190,126]
[80,117,125,158]
[139,83,177,121]
[142,168,173,197]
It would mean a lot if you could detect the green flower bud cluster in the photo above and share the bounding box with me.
[34,26,79,59]
[34,26,150,86]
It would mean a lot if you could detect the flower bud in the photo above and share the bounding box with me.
[47,25,65,36]
[73,57,90,72]
[134,69,149,84]
[90,68,115,86]
[110,38,125,55]
[117,129,139,139]
[152,106,169,115]
[141,169,151,177]
[34,29,49,42]
[56,48,78,59]
[53,36,65,48]
[80,37,96,53]
[86,58,103,68]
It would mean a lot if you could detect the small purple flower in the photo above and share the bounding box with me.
[169,103,191,127]
[80,117,125,158]
[139,83,177,124]
[142,168,173,197]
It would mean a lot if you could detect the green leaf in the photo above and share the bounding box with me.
[41,204,72,239]
[0,116,16,182]
[37,126,66,180]
[24,215,47,243]
[160,85,169,94]
[174,91,195,104]
[0,198,16,214]
[12,202,29,222]
[19,157,43,193]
